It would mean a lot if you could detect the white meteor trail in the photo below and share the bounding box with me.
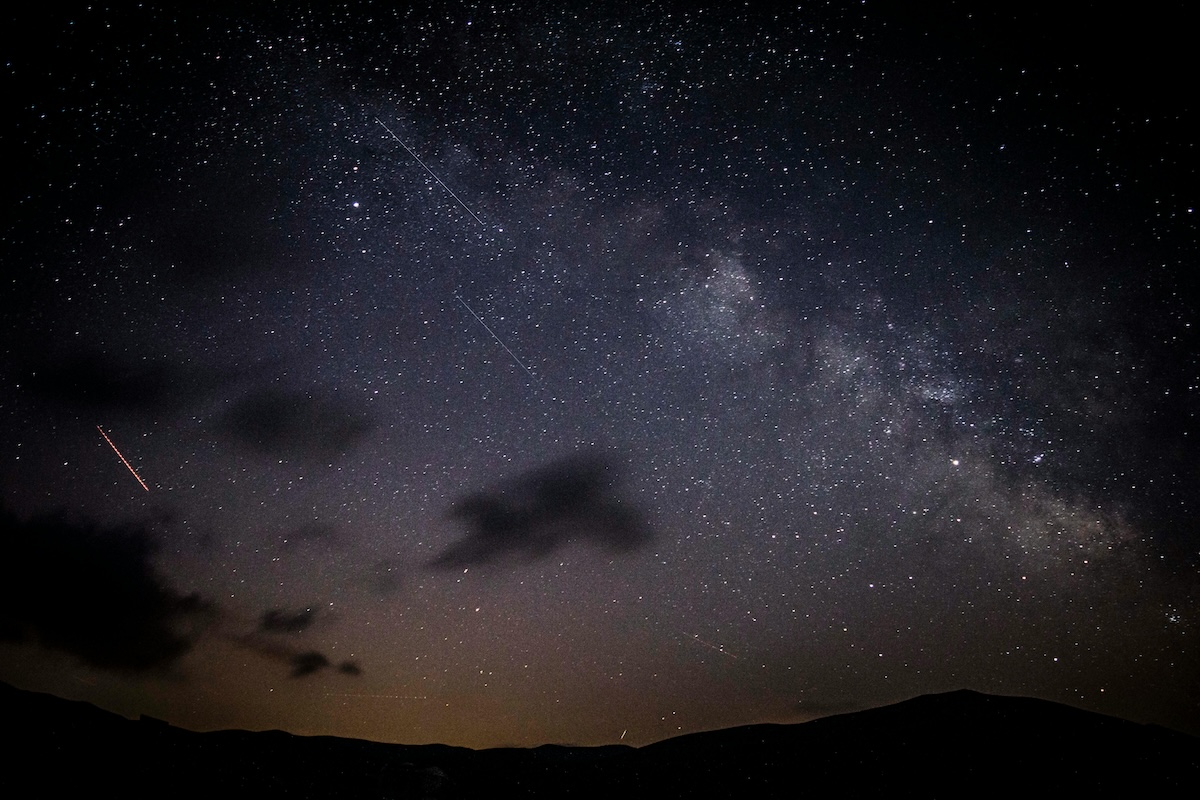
[376,117,487,228]
[455,295,536,378]
[97,425,150,492]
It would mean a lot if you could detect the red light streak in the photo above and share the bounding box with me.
[97,425,150,492]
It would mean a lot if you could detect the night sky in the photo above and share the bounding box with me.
[2,2,1197,748]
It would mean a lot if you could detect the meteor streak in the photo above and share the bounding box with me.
[97,425,150,492]
[455,295,536,378]
[376,117,487,228]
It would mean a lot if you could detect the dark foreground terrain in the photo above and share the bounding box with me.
[3,682,1196,798]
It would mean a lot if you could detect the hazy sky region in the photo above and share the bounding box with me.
[1,2,1196,747]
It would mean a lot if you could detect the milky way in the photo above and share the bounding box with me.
[1,2,1196,747]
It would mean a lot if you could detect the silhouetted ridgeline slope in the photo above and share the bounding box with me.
[3,682,1196,798]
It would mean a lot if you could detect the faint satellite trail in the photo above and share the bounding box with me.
[377,118,535,379]
[454,294,536,378]
[376,117,487,228]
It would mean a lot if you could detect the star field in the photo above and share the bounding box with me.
[1,2,1196,747]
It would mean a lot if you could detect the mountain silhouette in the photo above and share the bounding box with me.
[3,682,1196,798]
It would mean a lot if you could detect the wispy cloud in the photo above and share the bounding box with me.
[259,607,319,635]
[431,453,651,569]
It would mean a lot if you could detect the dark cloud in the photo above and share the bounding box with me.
[221,388,374,460]
[289,651,330,678]
[0,507,213,672]
[283,652,360,679]
[22,349,211,415]
[0,507,353,680]
[287,654,361,679]
[431,453,651,569]
[259,608,318,635]
[229,630,362,679]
